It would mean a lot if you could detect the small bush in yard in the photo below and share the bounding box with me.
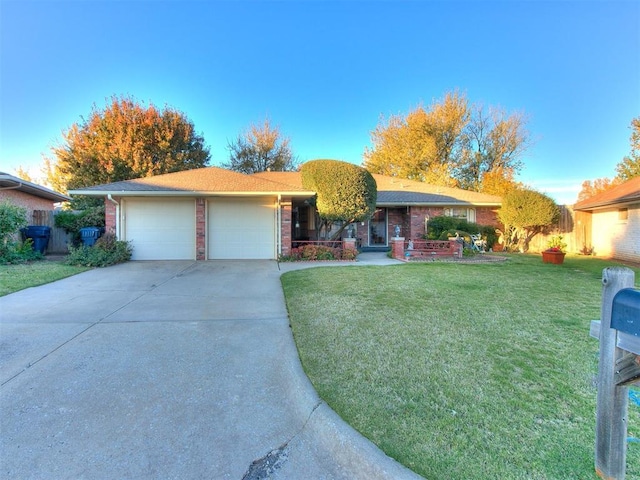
[1,238,43,264]
[66,233,132,267]
[340,248,358,261]
[0,201,43,264]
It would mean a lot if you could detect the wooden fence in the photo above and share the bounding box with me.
[527,205,592,254]
[31,210,72,254]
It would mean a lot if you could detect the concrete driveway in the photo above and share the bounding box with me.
[0,259,420,479]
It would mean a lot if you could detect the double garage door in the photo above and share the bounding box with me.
[124,198,276,260]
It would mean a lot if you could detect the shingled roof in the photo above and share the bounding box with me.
[69,166,504,206]
[573,177,640,210]
[69,166,313,196]
[0,172,71,202]
[253,171,502,206]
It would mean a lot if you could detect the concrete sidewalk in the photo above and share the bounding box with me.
[0,257,419,479]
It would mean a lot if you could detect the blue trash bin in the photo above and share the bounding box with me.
[79,227,101,247]
[22,226,51,254]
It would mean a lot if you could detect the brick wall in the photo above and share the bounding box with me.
[355,221,368,245]
[0,190,55,222]
[388,208,406,238]
[591,205,640,263]
[476,207,501,229]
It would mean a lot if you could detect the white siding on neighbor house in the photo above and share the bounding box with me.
[123,198,196,260]
[208,197,276,259]
[591,203,640,262]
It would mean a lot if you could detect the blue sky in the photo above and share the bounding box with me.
[1,0,638,204]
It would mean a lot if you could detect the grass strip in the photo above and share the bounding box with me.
[0,261,89,296]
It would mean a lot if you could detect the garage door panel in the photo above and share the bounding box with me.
[125,199,195,260]
[208,198,275,259]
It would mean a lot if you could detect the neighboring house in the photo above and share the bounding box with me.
[573,177,640,263]
[70,166,502,261]
[0,172,71,221]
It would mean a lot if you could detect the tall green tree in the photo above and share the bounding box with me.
[223,119,297,174]
[301,159,377,240]
[363,91,529,194]
[498,188,560,252]
[46,95,210,196]
[615,116,640,180]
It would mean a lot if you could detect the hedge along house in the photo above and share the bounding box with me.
[253,172,503,250]
[69,167,315,260]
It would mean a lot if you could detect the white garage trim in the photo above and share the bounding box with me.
[123,198,196,260]
[208,197,277,259]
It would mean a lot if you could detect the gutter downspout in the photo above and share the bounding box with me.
[0,180,22,190]
[107,194,120,239]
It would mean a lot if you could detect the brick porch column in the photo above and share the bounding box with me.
[280,200,292,257]
[196,198,206,260]
[390,236,405,260]
[343,237,357,252]
[104,197,117,235]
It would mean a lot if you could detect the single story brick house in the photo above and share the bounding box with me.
[0,172,71,220]
[573,176,640,263]
[70,166,502,260]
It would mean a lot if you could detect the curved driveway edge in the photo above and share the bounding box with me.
[0,255,421,479]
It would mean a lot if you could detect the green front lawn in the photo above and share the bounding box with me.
[0,260,89,296]
[281,254,640,479]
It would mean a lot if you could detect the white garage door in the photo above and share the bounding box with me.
[124,199,196,260]
[208,197,276,259]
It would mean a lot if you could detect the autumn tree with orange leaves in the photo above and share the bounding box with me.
[46,96,210,203]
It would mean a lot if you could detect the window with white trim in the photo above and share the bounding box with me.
[445,208,476,223]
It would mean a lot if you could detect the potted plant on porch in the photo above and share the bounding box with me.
[542,235,567,264]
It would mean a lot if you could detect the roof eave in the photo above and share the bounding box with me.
[574,198,640,211]
[376,201,501,207]
[68,189,316,197]
[0,175,71,202]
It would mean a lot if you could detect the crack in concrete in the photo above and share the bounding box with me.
[242,400,323,479]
